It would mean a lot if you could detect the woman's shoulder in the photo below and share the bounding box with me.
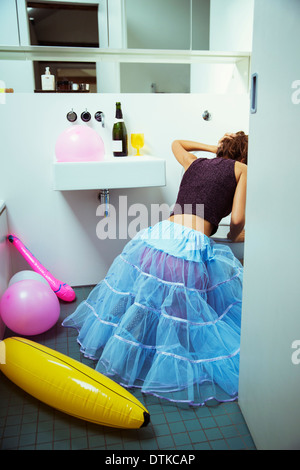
[235,160,247,172]
[234,160,247,182]
[184,156,207,172]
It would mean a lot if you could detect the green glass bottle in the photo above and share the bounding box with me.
[112,102,128,157]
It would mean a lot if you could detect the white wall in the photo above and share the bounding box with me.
[0,61,35,93]
[209,0,254,51]
[0,0,19,46]
[0,93,249,287]
[190,0,253,94]
[190,60,249,94]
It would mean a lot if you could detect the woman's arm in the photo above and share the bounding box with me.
[227,164,247,242]
[172,140,218,171]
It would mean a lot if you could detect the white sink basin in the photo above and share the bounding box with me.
[53,155,166,190]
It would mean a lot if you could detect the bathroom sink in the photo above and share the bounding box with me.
[53,155,166,190]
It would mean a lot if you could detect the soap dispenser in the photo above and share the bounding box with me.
[41,67,55,91]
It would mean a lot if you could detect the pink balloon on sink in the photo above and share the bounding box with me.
[55,125,105,162]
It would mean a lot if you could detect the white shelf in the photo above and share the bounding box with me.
[53,155,166,190]
[0,46,250,65]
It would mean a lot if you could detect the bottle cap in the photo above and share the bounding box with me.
[45,67,50,75]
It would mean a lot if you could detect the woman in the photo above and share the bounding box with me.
[63,131,248,406]
[169,132,247,242]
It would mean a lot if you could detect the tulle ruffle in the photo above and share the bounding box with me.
[63,221,243,406]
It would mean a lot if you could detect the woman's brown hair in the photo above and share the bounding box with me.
[216,131,248,164]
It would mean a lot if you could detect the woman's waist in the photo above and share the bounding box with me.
[132,219,214,263]
[168,214,214,237]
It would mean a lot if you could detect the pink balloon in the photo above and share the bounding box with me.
[0,280,60,336]
[55,125,105,162]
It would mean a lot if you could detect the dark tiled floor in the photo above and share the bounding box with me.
[0,286,256,451]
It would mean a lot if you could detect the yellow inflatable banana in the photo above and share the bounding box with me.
[0,337,150,429]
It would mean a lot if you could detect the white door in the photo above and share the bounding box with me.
[239,0,300,449]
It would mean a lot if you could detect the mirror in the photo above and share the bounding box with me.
[27,2,99,47]
[125,0,210,51]
[120,63,190,93]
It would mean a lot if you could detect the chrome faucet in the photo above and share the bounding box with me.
[95,111,105,127]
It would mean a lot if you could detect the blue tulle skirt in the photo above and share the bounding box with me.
[62,221,243,406]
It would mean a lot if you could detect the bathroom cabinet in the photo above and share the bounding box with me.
[53,155,166,191]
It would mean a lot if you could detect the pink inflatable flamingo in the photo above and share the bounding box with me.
[8,235,76,302]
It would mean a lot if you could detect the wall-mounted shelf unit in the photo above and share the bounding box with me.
[0,46,251,94]
[0,45,250,65]
[53,155,166,191]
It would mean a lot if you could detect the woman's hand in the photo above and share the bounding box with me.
[227,229,245,243]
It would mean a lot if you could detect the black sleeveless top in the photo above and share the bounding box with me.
[171,157,237,236]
